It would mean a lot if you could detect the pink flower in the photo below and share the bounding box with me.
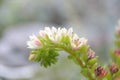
[27,35,41,49]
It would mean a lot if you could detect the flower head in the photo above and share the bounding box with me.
[27,27,88,50]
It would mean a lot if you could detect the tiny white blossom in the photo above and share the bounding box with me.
[51,27,57,34]
[71,34,87,50]
[61,28,67,36]
[39,30,46,38]
[28,27,87,50]
[50,27,61,42]
[67,27,73,37]
[39,27,61,43]
[27,35,41,49]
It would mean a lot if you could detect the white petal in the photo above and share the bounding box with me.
[61,28,67,36]
[45,27,51,33]
[67,28,73,37]
[80,38,88,44]
[73,34,79,39]
[52,26,57,32]
[39,30,46,38]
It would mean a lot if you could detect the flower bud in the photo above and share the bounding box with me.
[87,49,95,60]
[29,54,36,61]
[116,27,120,35]
[95,66,108,78]
[109,63,119,74]
[114,49,120,57]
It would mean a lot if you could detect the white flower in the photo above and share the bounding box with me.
[28,27,88,50]
[39,30,46,38]
[71,34,87,50]
[27,35,41,49]
[61,28,67,36]
[39,27,74,43]
[41,27,62,43]
[50,27,62,43]
[67,27,73,37]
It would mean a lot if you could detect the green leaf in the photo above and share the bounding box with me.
[34,51,41,62]
[115,40,120,48]
[65,36,70,44]
[81,68,88,77]
[40,48,59,68]
[79,45,89,54]
[109,49,115,61]
[116,57,120,67]
[115,33,120,39]
[31,50,38,54]
[114,70,120,78]
[67,55,74,60]
[31,47,60,68]
[107,74,112,80]
[38,36,45,45]
[83,52,88,62]
[60,35,70,46]
[73,58,80,65]
[87,57,98,67]
[91,63,98,72]
[45,35,53,44]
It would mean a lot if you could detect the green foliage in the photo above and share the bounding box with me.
[106,73,112,80]
[67,55,74,60]
[79,45,89,54]
[87,57,98,67]
[115,33,120,39]
[115,33,120,48]
[116,57,120,67]
[60,35,71,49]
[115,40,120,48]
[33,48,59,68]
[110,49,115,61]
[27,23,120,80]
[81,68,88,77]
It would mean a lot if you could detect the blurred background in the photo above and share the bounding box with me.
[0,0,120,80]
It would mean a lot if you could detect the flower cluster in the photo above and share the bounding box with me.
[26,21,120,80]
[27,27,88,50]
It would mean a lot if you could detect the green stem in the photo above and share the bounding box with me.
[64,48,96,80]
[48,44,96,80]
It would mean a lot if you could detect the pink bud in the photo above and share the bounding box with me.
[115,49,120,57]
[95,66,108,78]
[109,63,119,74]
[35,40,41,46]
